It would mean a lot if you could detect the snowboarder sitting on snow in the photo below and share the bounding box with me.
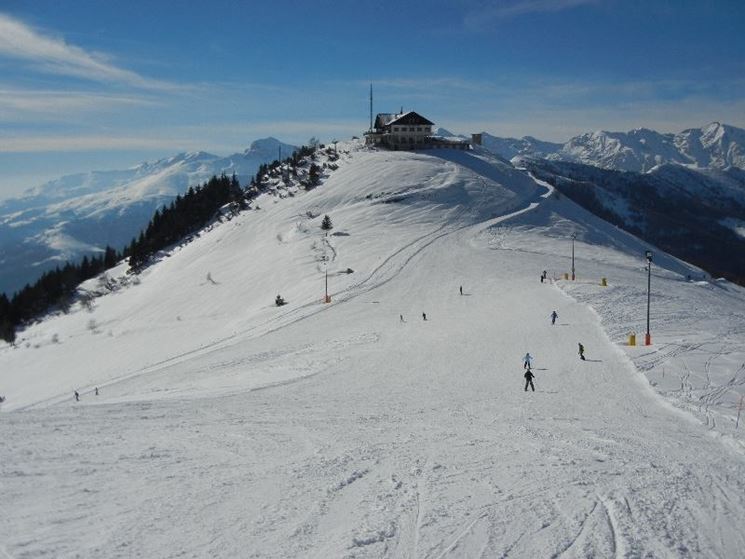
[523,352,533,370]
[524,369,535,391]
[578,342,586,361]
[550,310,558,325]
[275,295,286,306]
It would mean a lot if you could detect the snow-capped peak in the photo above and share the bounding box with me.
[479,123,745,173]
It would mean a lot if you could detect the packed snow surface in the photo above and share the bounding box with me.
[2,143,745,558]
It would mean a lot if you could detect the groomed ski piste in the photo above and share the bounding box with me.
[2,141,745,558]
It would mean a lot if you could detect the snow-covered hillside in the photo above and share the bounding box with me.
[516,156,745,285]
[479,122,745,173]
[0,138,296,296]
[2,142,745,558]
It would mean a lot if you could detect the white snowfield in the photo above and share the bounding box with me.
[2,142,745,558]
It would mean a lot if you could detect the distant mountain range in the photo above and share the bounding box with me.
[478,122,745,173]
[0,138,297,295]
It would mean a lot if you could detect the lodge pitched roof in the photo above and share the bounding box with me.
[374,111,435,130]
[387,111,435,126]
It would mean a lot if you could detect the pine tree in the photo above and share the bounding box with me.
[0,293,15,343]
[308,163,321,187]
[321,215,333,231]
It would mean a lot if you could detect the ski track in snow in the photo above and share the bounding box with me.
[2,144,745,557]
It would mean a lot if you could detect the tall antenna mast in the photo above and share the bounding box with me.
[369,83,373,132]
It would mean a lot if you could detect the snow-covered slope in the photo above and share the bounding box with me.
[0,138,297,296]
[516,156,745,284]
[2,142,745,558]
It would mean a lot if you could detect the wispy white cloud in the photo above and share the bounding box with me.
[0,135,204,153]
[0,13,180,90]
[0,88,158,119]
[464,0,599,28]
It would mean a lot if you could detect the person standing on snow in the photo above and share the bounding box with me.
[422,312,427,321]
[74,390,80,402]
[550,310,558,325]
[459,285,463,295]
[524,369,536,391]
[523,353,533,369]
[578,342,586,361]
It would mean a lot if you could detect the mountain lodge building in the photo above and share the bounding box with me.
[365,111,470,150]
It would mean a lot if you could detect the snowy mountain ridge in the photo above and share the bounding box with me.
[479,122,745,172]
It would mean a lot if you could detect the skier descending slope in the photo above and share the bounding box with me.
[550,310,558,325]
[524,369,536,391]
[578,342,586,361]
[523,352,533,369]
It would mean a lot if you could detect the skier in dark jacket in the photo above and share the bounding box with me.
[550,310,558,325]
[578,342,586,361]
[524,369,535,391]
[74,390,80,402]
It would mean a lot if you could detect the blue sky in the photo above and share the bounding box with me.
[1,0,744,198]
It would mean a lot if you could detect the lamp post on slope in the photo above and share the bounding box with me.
[571,233,577,281]
[324,259,331,304]
[645,250,653,345]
